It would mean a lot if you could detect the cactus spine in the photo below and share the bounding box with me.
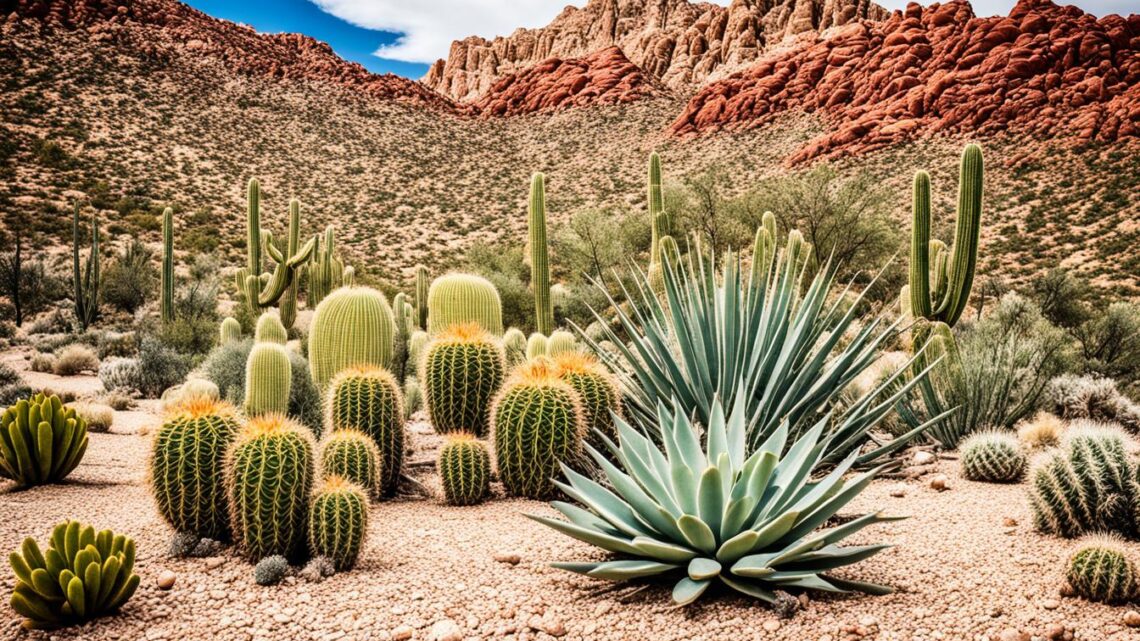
[492,358,584,499]
[526,333,548,360]
[243,343,291,416]
[0,393,88,486]
[72,203,100,331]
[502,327,527,368]
[161,207,174,323]
[438,433,491,506]
[254,311,288,344]
[327,366,405,497]
[427,274,503,336]
[414,264,429,330]
[308,286,395,390]
[150,399,240,539]
[528,173,554,336]
[958,430,1026,483]
[235,180,316,319]
[318,429,380,496]
[225,414,315,561]
[8,521,140,629]
[421,324,505,437]
[1066,536,1138,603]
[308,476,368,570]
[219,317,242,345]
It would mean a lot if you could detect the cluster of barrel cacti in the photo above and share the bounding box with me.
[1,393,89,487]
[326,366,404,497]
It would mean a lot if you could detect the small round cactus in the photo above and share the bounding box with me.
[327,366,405,497]
[151,398,241,539]
[421,323,505,437]
[219,317,242,345]
[226,414,316,562]
[546,330,577,357]
[1066,536,1138,603]
[492,358,584,499]
[243,342,291,416]
[308,476,369,571]
[502,327,527,368]
[438,433,491,506]
[254,311,288,344]
[308,286,395,389]
[958,430,1026,483]
[254,555,289,586]
[525,333,548,360]
[552,352,621,450]
[427,273,503,335]
[319,429,381,496]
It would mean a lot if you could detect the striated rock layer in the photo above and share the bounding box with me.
[672,0,1140,161]
[423,0,888,101]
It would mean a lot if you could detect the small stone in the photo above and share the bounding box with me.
[913,451,935,465]
[157,570,176,590]
[930,474,950,491]
[392,625,414,640]
[989,606,1003,617]
[997,628,1029,641]
[1123,610,1140,627]
[1059,582,1075,597]
[1044,623,1066,639]
[205,557,226,570]
[541,618,567,637]
[889,484,907,498]
[1002,517,1018,527]
[1041,598,1060,610]
[493,553,521,565]
[429,619,462,641]
[762,620,781,632]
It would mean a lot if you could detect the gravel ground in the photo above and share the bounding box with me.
[2,373,1138,641]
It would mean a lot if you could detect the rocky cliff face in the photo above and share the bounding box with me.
[672,0,1140,161]
[423,0,888,101]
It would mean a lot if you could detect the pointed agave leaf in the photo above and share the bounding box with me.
[585,560,679,581]
[718,574,777,603]
[525,515,641,556]
[777,544,892,573]
[696,466,725,537]
[631,537,698,563]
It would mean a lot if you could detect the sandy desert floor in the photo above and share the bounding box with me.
[2,363,1139,641]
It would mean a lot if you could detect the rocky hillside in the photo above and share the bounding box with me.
[423,0,888,101]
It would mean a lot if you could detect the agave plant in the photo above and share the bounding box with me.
[530,397,900,605]
[578,232,941,463]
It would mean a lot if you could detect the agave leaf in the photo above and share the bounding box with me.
[525,515,641,556]
[677,515,716,554]
[554,471,654,539]
[719,574,777,603]
[687,557,721,581]
[672,577,712,605]
[587,447,682,539]
[777,544,892,573]
[586,560,679,581]
[631,537,698,563]
[696,466,725,537]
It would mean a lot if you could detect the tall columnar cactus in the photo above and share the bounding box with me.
[219,317,242,345]
[72,203,100,331]
[958,430,1026,483]
[438,433,491,506]
[225,414,315,561]
[278,200,303,329]
[1066,536,1138,603]
[150,398,240,539]
[8,521,140,629]
[552,352,621,450]
[421,323,505,438]
[307,226,346,307]
[414,264,429,330]
[308,476,368,571]
[647,152,667,270]
[327,366,404,497]
[408,330,429,372]
[492,358,584,499]
[318,429,380,496]
[427,273,503,336]
[243,343,291,416]
[308,286,395,389]
[526,333,548,360]
[392,292,410,383]
[907,144,983,328]
[160,207,174,324]
[546,330,577,357]
[235,180,316,319]
[749,211,777,288]
[527,173,554,336]
[254,311,288,345]
[403,378,422,418]
[0,393,88,487]
[502,327,527,368]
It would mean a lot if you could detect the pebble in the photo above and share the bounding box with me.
[392,625,414,640]
[205,557,226,570]
[929,474,950,491]
[1124,610,1140,627]
[493,553,521,565]
[889,484,907,498]
[1044,623,1066,639]
[429,619,462,641]
[157,570,176,590]
[1041,598,1061,610]
[997,628,1029,641]
[913,451,935,465]
[762,620,781,632]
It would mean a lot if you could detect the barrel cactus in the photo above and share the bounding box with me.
[308,286,395,389]
[546,330,577,357]
[502,327,527,368]
[421,323,505,437]
[318,429,380,496]
[552,352,621,450]
[150,398,241,539]
[225,414,316,561]
[219,317,242,345]
[959,431,1026,483]
[427,273,503,336]
[438,433,491,506]
[1066,535,1138,603]
[408,330,429,371]
[327,366,404,497]
[308,476,368,571]
[0,393,88,487]
[254,312,288,344]
[243,343,291,416]
[526,333,548,360]
[8,520,140,629]
[492,358,584,499]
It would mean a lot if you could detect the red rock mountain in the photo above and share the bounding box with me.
[672,0,1140,161]
[423,0,889,101]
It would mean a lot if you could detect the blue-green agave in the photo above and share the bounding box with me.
[530,397,900,606]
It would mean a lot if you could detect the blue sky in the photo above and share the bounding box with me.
[186,0,1134,79]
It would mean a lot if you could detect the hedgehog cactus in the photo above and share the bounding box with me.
[243,343,291,416]
[438,433,491,506]
[308,476,368,571]
[528,173,554,336]
[327,366,405,497]
[552,352,621,451]
[421,323,505,438]
[427,273,503,336]
[546,330,577,357]
[318,429,380,496]
[492,358,584,499]
[160,206,175,324]
[502,327,527,368]
[219,317,242,345]
[150,398,240,539]
[1066,536,1138,603]
[959,430,1026,483]
[526,333,548,360]
[225,414,315,561]
[308,286,395,389]
[8,520,140,629]
[254,312,288,344]
[0,393,88,487]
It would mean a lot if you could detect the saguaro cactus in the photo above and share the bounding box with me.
[427,273,503,336]
[278,199,303,329]
[308,286,395,390]
[414,264,429,330]
[72,203,100,331]
[161,207,174,323]
[528,173,553,336]
[243,343,291,416]
[235,180,316,321]
[749,211,777,288]
[392,292,411,383]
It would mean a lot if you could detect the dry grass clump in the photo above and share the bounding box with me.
[103,390,136,411]
[53,344,100,376]
[1017,411,1065,450]
[72,401,115,433]
[29,352,56,373]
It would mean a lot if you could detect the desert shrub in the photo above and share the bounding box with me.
[1048,374,1140,433]
[52,343,100,375]
[102,390,135,411]
[0,235,64,326]
[29,352,54,372]
[152,253,220,356]
[72,401,114,433]
[199,339,322,432]
[24,307,75,335]
[1072,302,1140,396]
[1017,411,1065,449]
[96,330,137,358]
[0,362,31,405]
[102,239,157,313]
[135,336,191,398]
[98,357,140,392]
[1031,267,1092,329]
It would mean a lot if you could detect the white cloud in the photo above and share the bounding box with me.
[311,0,1135,65]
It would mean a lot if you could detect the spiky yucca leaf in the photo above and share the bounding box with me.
[531,397,900,606]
